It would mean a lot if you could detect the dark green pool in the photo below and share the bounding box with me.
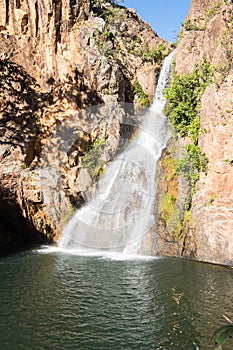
[0,248,232,350]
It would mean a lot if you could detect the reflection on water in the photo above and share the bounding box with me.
[0,250,233,350]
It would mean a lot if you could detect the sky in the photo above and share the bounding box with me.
[122,0,192,42]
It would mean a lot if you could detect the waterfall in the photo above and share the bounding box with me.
[58,50,175,255]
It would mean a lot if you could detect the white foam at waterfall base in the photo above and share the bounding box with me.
[35,245,158,261]
[57,50,175,258]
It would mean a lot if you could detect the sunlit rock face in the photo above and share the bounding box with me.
[3,0,232,265]
[174,0,233,265]
[0,0,170,252]
[0,0,167,98]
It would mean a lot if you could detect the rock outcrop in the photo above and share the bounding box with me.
[0,0,171,253]
[0,0,169,100]
[156,0,233,266]
[2,0,232,266]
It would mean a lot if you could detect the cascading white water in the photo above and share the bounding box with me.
[58,50,175,255]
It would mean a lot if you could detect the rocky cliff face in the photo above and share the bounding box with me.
[156,0,233,266]
[2,0,231,265]
[0,0,168,99]
[0,0,171,253]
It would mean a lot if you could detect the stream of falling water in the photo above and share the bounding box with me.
[58,50,175,256]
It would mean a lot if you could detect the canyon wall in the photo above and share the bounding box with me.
[156,0,233,266]
[1,0,232,265]
[0,0,171,253]
[180,0,233,266]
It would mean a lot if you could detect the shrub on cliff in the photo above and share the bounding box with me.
[164,59,213,188]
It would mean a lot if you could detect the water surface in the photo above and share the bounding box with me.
[0,249,233,350]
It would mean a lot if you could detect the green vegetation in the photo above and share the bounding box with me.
[225,159,233,166]
[164,60,212,139]
[129,36,141,54]
[164,59,213,188]
[94,29,116,57]
[92,3,125,57]
[183,19,206,31]
[92,0,124,5]
[61,204,75,226]
[82,134,107,176]
[157,152,187,239]
[159,191,184,239]
[206,194,218,205]
[92,0,169,67]
[134,81,150,108]
[183,209,193,224]
[130,42,170,64]
[92,1,124,23]
[214,324,233,350]
[179,2,223,42]
[177,144,209,188]
[206,2,222,19]
[177,209,194,236]
[101,6,123,23]
[215,21,233,78]
[215,61,232,82]
[160,193,176,222]
[163,155,178,182]
[142,43,169,64]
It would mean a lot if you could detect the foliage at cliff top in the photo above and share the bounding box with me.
[91,0,170,63]
[92,0,124,4]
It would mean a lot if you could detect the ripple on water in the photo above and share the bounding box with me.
[0,249,233,350]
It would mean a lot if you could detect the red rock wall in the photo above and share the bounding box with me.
[0,0,171,252]
[175,0,233,265]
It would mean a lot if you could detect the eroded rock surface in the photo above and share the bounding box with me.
[156,0,233,265]
[0,0,170,252]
